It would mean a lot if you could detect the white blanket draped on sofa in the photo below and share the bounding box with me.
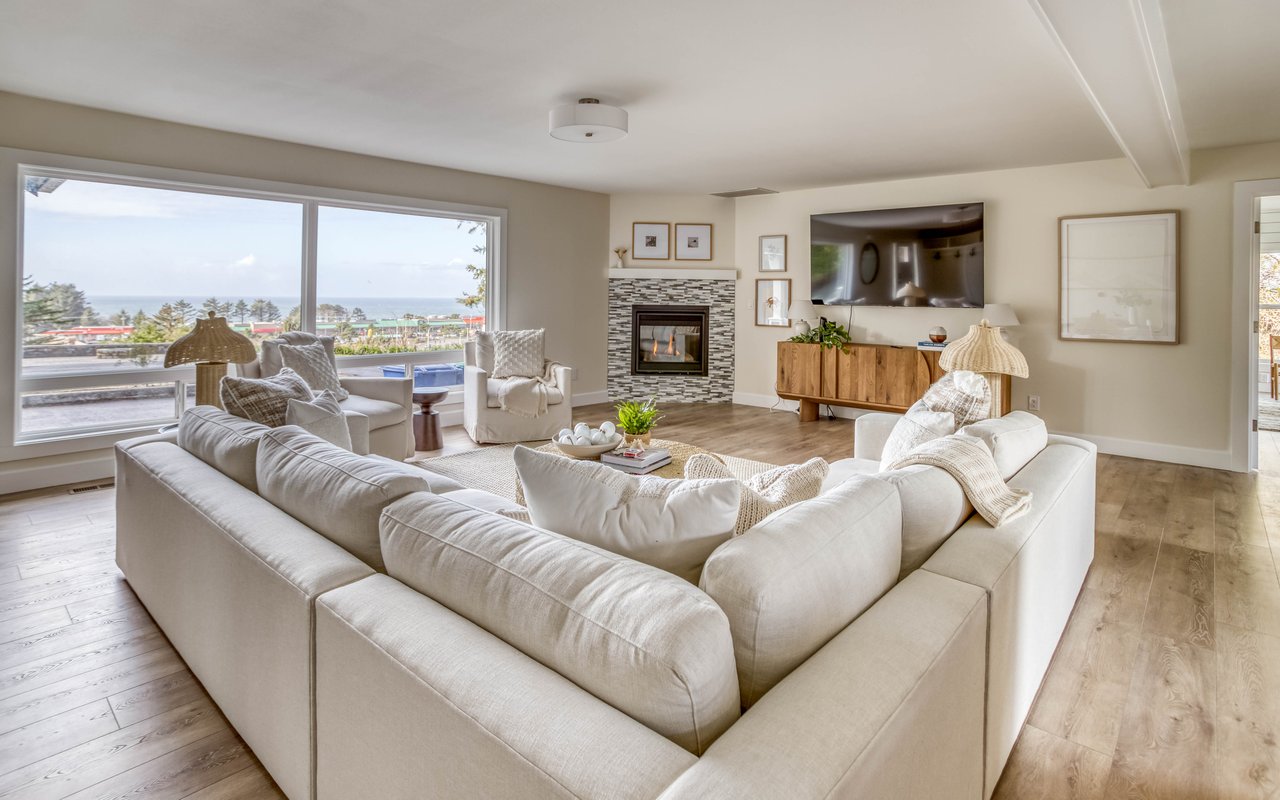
[495,360,565,418]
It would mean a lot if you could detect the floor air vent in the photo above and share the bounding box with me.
[69,483,113,494]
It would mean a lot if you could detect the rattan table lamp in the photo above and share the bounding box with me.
[938,319,1028,418]
[164,312,257,409]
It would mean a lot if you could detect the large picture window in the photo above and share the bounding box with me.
[15,164,501,445]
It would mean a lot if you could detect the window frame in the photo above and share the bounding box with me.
[2,147,506,461]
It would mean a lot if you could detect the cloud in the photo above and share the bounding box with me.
[235,254,257,267]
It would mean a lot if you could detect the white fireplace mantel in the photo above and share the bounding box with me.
[608,267,738,281]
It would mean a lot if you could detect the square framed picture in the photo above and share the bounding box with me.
[756,279,791,327]
[1059,210,1179,344]
[632,222,671,260]
[675,223,714,261]
[759,234,787,272]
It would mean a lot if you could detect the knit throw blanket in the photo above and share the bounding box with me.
[886,434,1032,527]
[496,360,562,419]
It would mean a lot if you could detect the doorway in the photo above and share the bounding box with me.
[1257,196,1280,473]
[1236,179,1280,473]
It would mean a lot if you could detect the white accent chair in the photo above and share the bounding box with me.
[463,341,573,443]
[237,335,413,460]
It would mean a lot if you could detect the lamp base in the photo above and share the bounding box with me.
[981,372,1014,418]
[195,361,229,409]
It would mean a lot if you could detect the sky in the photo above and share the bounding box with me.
[21,178,488,298]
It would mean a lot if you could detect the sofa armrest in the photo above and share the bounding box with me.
[551,362,573,403]
[339,376,411,408]
[853,413,901,461]
[658,570,987,800]
[341,410,371,455]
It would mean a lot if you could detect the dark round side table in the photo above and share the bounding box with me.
[411,390,450,452]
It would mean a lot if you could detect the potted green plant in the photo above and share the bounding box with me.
[615,397,664,448]
[788,319,853,349]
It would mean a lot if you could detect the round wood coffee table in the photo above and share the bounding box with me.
[411,390,450,451]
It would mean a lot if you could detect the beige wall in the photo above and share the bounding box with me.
[608,194,735,269]
[731,142,1280,466]
[0,92,609,491]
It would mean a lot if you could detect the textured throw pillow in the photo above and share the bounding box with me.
[279,341,349,400]
[220,368,314,427]
[260,333,338,377]
[880,399,957,470]
[491,329,545,379]
[285,390,352,451]
[922,370,991,427]
[513,445,741,583]
[684,454,830,535]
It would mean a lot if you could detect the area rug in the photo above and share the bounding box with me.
[1261,396,1280,432]
[414,443,776,504]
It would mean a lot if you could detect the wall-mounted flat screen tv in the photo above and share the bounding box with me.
[810,202,984,308]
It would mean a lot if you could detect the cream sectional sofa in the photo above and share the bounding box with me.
[114,406,1095,800]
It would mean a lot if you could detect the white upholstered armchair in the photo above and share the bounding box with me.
[463,341,572,443]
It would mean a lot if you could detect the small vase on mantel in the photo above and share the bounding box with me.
[613,247,629,269]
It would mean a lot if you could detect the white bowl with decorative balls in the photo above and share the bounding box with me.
[551,424,623,458]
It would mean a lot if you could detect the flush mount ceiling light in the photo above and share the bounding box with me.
[549,98,628,142]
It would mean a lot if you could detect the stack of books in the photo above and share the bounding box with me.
[601,448,672,475]
[916,340,948,351]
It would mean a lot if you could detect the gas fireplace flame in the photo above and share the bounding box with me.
[667,332,677,355]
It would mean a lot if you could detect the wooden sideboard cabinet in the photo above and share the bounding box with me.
[776,341,1010,421]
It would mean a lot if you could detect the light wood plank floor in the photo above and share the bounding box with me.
[0,403,1276,799]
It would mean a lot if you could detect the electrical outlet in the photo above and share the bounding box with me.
[1028,395,1041,411]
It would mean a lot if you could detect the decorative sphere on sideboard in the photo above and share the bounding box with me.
[928,326,947,343]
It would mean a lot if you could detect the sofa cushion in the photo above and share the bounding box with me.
[959,411,1048,480]
[826,458,974,579]
[339,393,409,428]
[684,454,829,535]
[279,341,349,400]
[256,427,445,570]
[176,406,270,491]
[700,474,902,708]
[220,368,314,427]
[286,390,352,451]
[440,487,532,522]
[513,445,740,583]
[379,492,741,755]
[485,378,564,408]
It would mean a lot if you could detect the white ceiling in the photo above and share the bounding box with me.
[0,0,1273,194]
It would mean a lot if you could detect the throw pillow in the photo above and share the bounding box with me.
[285,390,352,450]
[879,399,957,470]
[491,329,545,379]
[922,370,991,427]
[220,368,314,427]
[260,332,338,377]
[279,341,349,400]
[684,454,830,535]
[513,445,741,583]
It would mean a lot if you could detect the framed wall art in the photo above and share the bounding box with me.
[759,234,787,272]
[1059,210,1179,344]
[675,223,713,260]
[632,222,671,260]
[756,278,791,327]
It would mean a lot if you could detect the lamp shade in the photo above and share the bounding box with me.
[549,98,628,142]
[939,320,1029,378]
[163,312,256,367]
[982,303,1020,328]
[895,281,926,299]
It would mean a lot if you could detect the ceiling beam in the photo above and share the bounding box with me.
[1028,0,1190,187]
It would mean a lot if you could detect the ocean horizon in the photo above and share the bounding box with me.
[87,295,475,321]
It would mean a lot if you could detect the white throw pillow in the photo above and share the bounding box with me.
[513,445,741,583]
[959,411,1048,480]
[219,368,314,428]
[260,332,338,378]
[921,370,991,427]
[879,400,956,470]
[286,390,352,451]
[684,454,829,535]
[491,329,545,379]
[279,341,349,400]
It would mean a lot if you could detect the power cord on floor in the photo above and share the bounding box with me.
[770,382,799,415]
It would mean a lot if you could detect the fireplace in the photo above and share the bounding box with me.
[631,304,710,376]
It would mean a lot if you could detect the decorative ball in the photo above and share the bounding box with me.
[928,326,947,344]
[557,428,573,441]
[558,434,574,444]
[572,434,591,446]
[600,421,616,436]
[589,430,606,445]
[573,422,590,436]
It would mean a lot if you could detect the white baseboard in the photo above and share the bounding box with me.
[573,390,610,407]
[1052,431,1235,471]
[0,452,116,496]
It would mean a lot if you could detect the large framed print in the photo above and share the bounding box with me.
[1059,210,1179,344]
[756,279,791,327]
[632,222,671,260]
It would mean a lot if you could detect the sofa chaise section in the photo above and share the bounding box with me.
[115,434,375,800]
